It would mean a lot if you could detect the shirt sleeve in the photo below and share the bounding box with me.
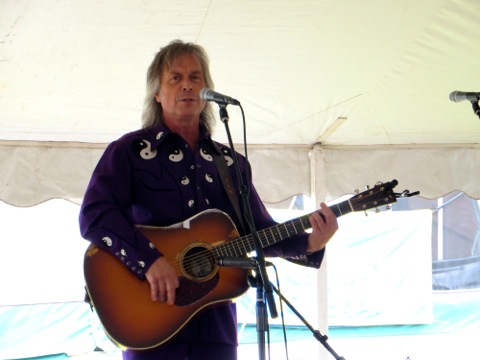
[79,140,162,279]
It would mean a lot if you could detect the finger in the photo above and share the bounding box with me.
[150,283,159,302]
[319,203,332,220]
[318,210,327,221]
[319,203,336,224]
[166,282,176,305]
[311,211,326,229]
[158,281,169,302]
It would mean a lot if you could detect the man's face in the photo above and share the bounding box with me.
[155,53,207,125]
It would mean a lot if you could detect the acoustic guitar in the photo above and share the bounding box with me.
[84,180,401,350]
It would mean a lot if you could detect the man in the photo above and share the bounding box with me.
[79,39,338,360]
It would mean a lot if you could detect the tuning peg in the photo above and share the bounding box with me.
[364,210,368,217]
[375,208,380,213]
[354,189,359,194]
[386,204,392,210]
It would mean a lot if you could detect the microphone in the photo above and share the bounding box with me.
[216,256,273,269]
[199,88,240,106]
[449,91,480,103]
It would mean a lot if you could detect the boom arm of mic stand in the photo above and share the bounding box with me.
[218,105,278,320]
[270,283,346,360]
[471,101,480,120]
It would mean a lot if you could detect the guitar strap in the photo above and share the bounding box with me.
[209,141,246,235]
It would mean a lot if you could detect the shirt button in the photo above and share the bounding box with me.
[190,165,195,170]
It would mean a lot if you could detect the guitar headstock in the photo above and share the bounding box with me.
[349,180,401,213]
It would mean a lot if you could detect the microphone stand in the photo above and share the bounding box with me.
[471,101,480,120]
[217,256,346,360]
[217,104,277,360]
[268,282,346,360]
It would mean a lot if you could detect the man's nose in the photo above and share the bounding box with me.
[181,80,193,91]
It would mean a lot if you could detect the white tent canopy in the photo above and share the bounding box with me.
[2,2,480,359]
[1,0,480,203]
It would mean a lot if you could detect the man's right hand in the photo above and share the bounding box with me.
[145,257,179,305]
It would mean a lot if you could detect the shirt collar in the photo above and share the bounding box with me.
[147,123,215,150]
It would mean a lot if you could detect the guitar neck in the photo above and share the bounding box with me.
[213,199,353,259]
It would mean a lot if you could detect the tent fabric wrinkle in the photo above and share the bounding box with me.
[1,0,480,203]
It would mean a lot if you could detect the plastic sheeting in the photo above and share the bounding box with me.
[237,209,434,327]
[327,209,433,326]
[0,302,96,360]
[433,255,480,290]
[0,199,87,306]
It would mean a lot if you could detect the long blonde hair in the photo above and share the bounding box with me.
[141,40,216,133]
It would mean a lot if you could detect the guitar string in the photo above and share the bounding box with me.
[166,213,313,271]
[165,209,327,272]
[171,191,386,272]
[167,189,387,272]
[167,186,391,273]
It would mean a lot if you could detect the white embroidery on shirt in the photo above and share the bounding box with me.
[139,140,157,160]
[102,236,113,247]
[169,149,184,162]
[221,149,234,166]
[200,147,213,161]
[181,176,190,185]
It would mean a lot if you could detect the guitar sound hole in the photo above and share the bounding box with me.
[183,246,216,281]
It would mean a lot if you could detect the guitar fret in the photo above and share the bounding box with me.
[218,244,229,257]
[300,215,310,230]
[256,230,266,246]
[333,203,343,217]
[240,237,250,254]
[269,228,275,241]
[285,222,293,237]
[266,230,274,245]
[262,230,275,246]
[213,246,222,257]
[225,245,232,257]
[235,241,245,256]
[292,219,302,233]
[230,243,237,256]
[246,235,255,253]
[283,222,291,237]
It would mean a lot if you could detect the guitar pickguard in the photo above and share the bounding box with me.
[175,274,219,306]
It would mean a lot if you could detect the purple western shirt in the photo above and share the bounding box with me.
[79,124,324,349]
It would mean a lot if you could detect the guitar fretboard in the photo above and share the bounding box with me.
[213,199,353,259]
